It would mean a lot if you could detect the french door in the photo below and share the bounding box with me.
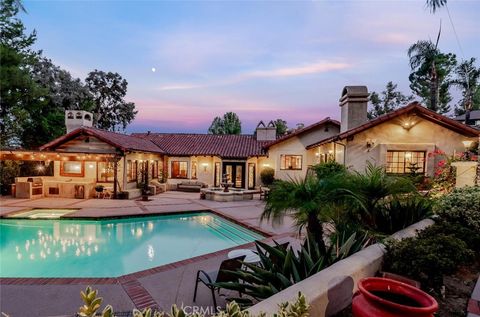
[222,162,246,188]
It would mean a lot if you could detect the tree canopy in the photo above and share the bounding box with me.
[208,112,242,135]
[85,70,137,131]
[368,82,414,119]
[0,0,137,148]
[273,119,288,136]
[451,58,480,117]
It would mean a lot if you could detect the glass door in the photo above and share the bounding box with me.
[248,163,255,189]
[222,162,246,188]
[214,162,221,187]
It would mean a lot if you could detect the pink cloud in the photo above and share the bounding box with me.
[159,60,352,91]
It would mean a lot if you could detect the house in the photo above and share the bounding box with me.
[306,87,479,176]
[3,86,478,199]
[454,110,480,128]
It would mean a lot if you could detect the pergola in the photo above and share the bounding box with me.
[0,149,115,162]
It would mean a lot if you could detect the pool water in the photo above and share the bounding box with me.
[0,212,263,278]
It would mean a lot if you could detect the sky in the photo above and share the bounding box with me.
[21,0,480,134]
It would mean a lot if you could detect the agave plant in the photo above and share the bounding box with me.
[215,231,369,306]
[78,286,114,317]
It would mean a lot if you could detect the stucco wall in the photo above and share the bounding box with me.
[266,124,339,181]
[343,117,477,176]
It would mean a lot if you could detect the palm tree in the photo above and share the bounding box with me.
[343,163,417,231]
[261,175,345,254]
[425,0,447,13]
[451,58,480,122]
[408,40,441,112]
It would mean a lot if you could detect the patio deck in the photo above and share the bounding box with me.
[0,192,298,316]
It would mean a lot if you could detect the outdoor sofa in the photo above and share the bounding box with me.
[177,181,208,192]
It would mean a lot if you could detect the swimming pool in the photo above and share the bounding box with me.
[0,212,264,278]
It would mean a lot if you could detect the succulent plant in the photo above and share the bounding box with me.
[77,287,309,317]
[78,286,114,317]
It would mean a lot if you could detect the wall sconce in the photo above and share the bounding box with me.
[401,118,416,130]
[263,163,270,167]
[462,140,473,150]
[315,153,320,157]
[88,163,95,169]
[366,139,376,151]
[202,163,208,172]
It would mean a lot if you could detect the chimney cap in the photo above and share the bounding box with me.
[341,86,368,99]
[256,121,266,128]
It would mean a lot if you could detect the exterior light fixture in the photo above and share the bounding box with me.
[263,163,270,167]
[202,163,208,172]
[462,140,473,149]
[366,139,376,151]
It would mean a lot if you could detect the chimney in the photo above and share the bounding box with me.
[339,86,369,133]
[65,110,93,133]
[255,120,277,141]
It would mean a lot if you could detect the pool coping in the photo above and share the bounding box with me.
[0,207,284,285]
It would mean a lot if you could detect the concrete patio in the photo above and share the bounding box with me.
[0,192,298,316]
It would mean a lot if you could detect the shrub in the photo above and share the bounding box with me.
[375,195,432,235]
[418,220,480,252]
[311,161,346,179]
[435,186,480,231]
[384,231,475,292]
[260,167,275,186]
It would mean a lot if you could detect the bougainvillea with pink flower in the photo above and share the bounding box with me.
[427,147,479,196]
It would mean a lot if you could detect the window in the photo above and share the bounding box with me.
[97,161,115,182]
[386,151,426,174]
[214,162,221,187]
[127,160,137,182]
[60,161,84,177]
[151,161,159,178]
[248,163,255,189]
[280,155,303,170]
[171,161,188,178]
[191,161,197,179]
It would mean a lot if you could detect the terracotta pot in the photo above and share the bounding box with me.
[352,277,438,317]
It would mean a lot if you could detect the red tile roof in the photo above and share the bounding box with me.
[263,117,340,149]
[40,127,164,154]
[133,133,269,158]
[306,102,480,149]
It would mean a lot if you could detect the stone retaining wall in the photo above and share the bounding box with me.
[247,219,434,317]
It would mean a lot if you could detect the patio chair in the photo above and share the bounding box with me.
[193,255,245,310]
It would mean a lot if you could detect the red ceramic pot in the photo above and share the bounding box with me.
[352,277,438,317]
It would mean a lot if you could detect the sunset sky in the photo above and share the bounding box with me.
[22,0,480,134]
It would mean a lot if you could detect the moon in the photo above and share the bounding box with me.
[151,67,156,72]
